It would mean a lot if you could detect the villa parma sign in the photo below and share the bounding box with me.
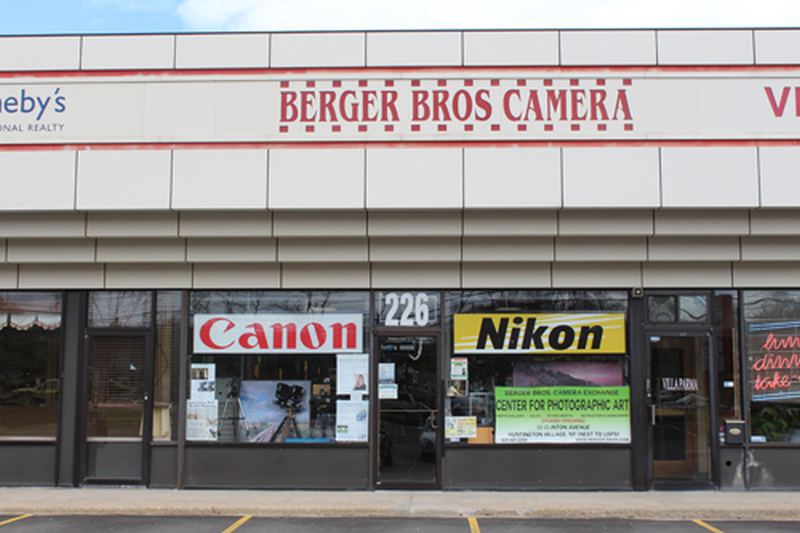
[2,70,800,143]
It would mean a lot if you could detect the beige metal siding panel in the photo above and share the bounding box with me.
[755,30,800,64]
[741,237,800,261]
[105,264,191,288]
[97,239,186,263]
[271,33,365,67]
[369,212,462,237]
[367,32,461,66]
[648,237,741,261]
[556,238,647,262]
[274,212,366,237]
[661,148,759,208]
[750,210,800,235]
[179,212,272,238]
[371,263,460,288]
[759,147,800,208]
[370,238,461,262]
[552,262,642,288]
[734,262,800,287]
[281,263,370,288]
[77,150,172,210]
[654,210,750,235]
[0,265,17,288]
[367,149,462,209]
[643,262,733,287]
[82,35,175,70]
[19,264,103,289]
[463,31,559,66]
[88,213,179,238]
[0,152,76,211]
[0,213,85,238]
[269,149,365,210]
[193,263,280,288]
[658,30,754,65]
[176,33,270,68]
[463,237,554,262]
[464,148,561,208]
[0,36,80,71]
[563,148,660,208]
[558,211,654,236]
[560,31,657,65]
[7,239,95,263]
[172,150,268,210]
[462,263,551,288]
[464,211,557,236]
[278,238,368,262]
[187,238,277,263]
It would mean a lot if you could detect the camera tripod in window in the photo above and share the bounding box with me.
[270,382,305,443]
[220,378,246,440]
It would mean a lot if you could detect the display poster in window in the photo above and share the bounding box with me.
[337,353,369,396]
[187,400,218,441]
[494,386,631,444]
[379,363,395,384]
[450,358,468,380]
[748,322,800,402]
[453,313,626,354]
[335,400,368,442]
[237,380,312,443]
[445,416,478,439]
[190,363,216,401]
[378,383,398,399]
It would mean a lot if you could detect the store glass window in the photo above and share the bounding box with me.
[744,290,800,444]
[188,291,369,444]
[444,291,630,445]
[0,292,62,439]
[153,292,181,441]
[89,291,152,328]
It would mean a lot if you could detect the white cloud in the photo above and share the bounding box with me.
[175,0,800,31]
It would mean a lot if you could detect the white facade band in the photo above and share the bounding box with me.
[1,69,800,143]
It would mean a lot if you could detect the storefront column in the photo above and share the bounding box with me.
[629,294,649,490]
[57,291,87,487]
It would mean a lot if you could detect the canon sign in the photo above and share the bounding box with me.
[193,314,363,354]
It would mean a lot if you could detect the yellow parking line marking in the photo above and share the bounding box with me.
[467,515,480,533]
[692,519,725,533]
[0,514,33,527]
[222,514,253,533]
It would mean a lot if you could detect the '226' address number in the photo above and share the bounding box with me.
[382,292,431,327]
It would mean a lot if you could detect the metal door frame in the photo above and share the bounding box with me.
[372,329,443,490]
[644,327,719,489]
[79,326,155,485]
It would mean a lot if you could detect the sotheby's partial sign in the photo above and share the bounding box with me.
[2,70,800,143]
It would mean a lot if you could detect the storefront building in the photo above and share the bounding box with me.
[1,28,800,491]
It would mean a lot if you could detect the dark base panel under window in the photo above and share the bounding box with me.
[443,448,632,490]
[719,447,746,490]
[184,447,369,489]
[149,445,177,488]
[0,444,56,486]
[747,448,800,489]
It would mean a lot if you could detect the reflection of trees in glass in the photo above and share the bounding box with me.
[751,403,800,443]
[189,291,368,316]
[446,290,628,315]
[89,291,152,327]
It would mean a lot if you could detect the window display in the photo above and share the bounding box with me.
[188,291,369,445]
[744,290,800,444]
[445,290,629,445]
[0,292,62,439]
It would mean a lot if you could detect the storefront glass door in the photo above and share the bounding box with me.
[649,334,712,486]
[376,335,439,487]
[84,333,151,483]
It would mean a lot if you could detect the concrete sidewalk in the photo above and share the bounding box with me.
[0,488,799,520]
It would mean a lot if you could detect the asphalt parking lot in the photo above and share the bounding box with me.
[2,515,800,532]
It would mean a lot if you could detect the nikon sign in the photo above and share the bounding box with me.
[453,313,626,355]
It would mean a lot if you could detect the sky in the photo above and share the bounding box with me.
[1,0,800,35]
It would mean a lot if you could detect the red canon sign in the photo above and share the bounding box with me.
[193,313,363,354]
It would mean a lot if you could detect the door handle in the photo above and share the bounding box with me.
[430,411,438,430]
[650,405,656,426]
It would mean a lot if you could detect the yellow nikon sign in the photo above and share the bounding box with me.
[453,313,626,354]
